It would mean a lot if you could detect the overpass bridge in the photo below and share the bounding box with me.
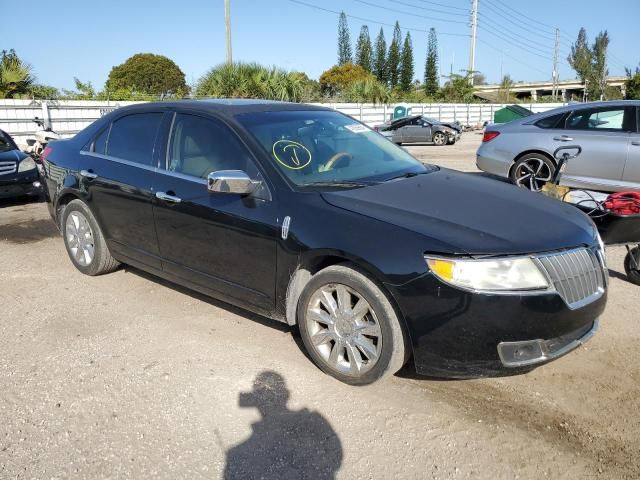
[474,76,627,101]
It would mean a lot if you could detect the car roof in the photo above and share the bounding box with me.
[112,99,332,117]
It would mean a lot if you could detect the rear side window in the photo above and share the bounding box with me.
[107,113,163,166]
[534,113,565,129]
[92,127,109,154]
[565,107,627,131]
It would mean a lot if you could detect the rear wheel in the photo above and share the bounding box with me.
[510,153,555,191]
[62,199,119,276]
[624,246,640,286]
[297,265,408,385]
[433,132,447,146]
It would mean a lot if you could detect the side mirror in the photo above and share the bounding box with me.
[207,170,259,195]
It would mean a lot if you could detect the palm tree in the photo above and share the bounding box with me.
[0,50,34,99]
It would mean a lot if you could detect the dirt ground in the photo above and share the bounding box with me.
[1,134,639,479]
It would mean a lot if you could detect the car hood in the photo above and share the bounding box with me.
[321,169,597,255]
[0,149,27,162]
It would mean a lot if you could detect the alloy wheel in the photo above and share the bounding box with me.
[514,158,553,191]
[433,132,446,145]
[305,283,382,376]
[65,211,95,266]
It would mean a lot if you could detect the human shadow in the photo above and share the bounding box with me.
[224,371,342,480]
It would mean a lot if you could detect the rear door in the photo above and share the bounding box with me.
[401,117,427,143]
[559,105,633,191]
[80,111,166,269]
[622,107,640,189]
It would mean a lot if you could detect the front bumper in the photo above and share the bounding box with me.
[0,168,42,199]
[388,272,606,378]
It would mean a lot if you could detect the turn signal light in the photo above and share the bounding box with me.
[41,146,53,162]
[482,131,500,142]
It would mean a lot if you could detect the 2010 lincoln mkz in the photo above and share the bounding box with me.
[41,100,607,385]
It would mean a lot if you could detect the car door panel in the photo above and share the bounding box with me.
[79,112,165,269]
[152,112,278,311]
[623,109,640,186]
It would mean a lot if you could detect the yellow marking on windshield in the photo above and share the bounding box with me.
[272,140,312,170]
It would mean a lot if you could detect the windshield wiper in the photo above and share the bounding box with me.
[298,180,372,188]
[383,171,429,182]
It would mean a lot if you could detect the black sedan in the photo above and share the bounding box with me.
[378,115,460,145]
[41,100,606,385]
[0,129,42,199]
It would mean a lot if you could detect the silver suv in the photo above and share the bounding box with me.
[477,101,640,192]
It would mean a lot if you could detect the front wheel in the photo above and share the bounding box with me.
[297,265,408,385]
[510,154,555,191]
[624,247,640,286]
[432,132,447,146]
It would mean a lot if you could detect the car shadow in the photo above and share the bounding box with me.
[222,370,343,480]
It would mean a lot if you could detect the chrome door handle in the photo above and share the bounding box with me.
[155,191,182,203]
[553,136,574,142]
[80,169,98,179]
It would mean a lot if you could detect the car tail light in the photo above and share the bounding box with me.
[40,146,52,162]
[482,131,500,142]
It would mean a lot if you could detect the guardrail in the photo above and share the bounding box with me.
[0,99,565,147]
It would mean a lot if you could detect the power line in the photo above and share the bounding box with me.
[478,13,554,52]
[478,7,555,41]
[477,38,548,78]
[389,0,467,17]
[479,28,552,61]
[487,0,557,33]
[284,0,468,36]
[353,0,469,24]
[396,0,468,12]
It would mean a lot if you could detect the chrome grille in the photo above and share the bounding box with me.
[535,248,605,309]
[0,161,17,176]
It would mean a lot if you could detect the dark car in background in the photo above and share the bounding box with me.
[42,100,606,385]
[377,115,461,146]
[0,129,42,200]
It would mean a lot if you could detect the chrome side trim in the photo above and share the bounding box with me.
[498,319,599,368]
[80,150,158,174]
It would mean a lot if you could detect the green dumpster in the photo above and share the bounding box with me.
[493,104,533,124]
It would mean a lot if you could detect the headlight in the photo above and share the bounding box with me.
[425,255,549,292]
[18,157,36,172]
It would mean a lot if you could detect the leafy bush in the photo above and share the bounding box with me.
[344,78,390,104]
[319,63,375,96]
[106,53,188,96]
[195,62,304,102]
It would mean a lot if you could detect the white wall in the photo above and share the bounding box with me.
[0,99,565,146]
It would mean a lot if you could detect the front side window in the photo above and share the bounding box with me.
[565,107,626,131]
[0,130,17,152]
[236,110,431,188]
[167,113,258,179]
[107,113,163,166]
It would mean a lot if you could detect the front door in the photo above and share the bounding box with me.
[152,112,279,310]
[560,105,633,191]
[622,107,640,189]
[80,111,164,269]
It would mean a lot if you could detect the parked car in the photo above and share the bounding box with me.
[42,100,606,385]
[477,100,640,192]
[422,116,463,135]
[377,115,460,145]
[0,128,42,200]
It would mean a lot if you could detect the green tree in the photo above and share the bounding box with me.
[424,28,439,96]
[387,22,402,88]
[0,49,34,99]
[591,31,609,100]
[62,78,97,100]
[355,25,373,72]
[319,63,375,96]
[344,78,390,104]
[29,84,60,99]
[399,32,414,92]
[106,53,187,96]
[440,72,475,102]
[337,12,352,65]
[624,64,640,99]
[373,28,387,84]
[567,28,592,83]
[195,62,304,102]
[498,74,514,102]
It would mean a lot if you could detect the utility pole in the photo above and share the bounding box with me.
[224,0,232,64]
[468,0,478,85]
[552,28,559,100]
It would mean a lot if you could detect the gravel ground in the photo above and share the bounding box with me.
[1,134,639,479]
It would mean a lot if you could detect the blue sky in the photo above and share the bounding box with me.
[4,0,639,91]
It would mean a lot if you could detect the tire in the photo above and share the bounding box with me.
[447,137,456,145]
[432,132,447,146]
[394,141,402,146]
[510,153,556,192]
[624,247,640,286]
[297,264,408,385]
[62,199,120,276]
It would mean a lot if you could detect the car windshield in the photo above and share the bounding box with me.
[237,110,433,188]
[0,130,16,153]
